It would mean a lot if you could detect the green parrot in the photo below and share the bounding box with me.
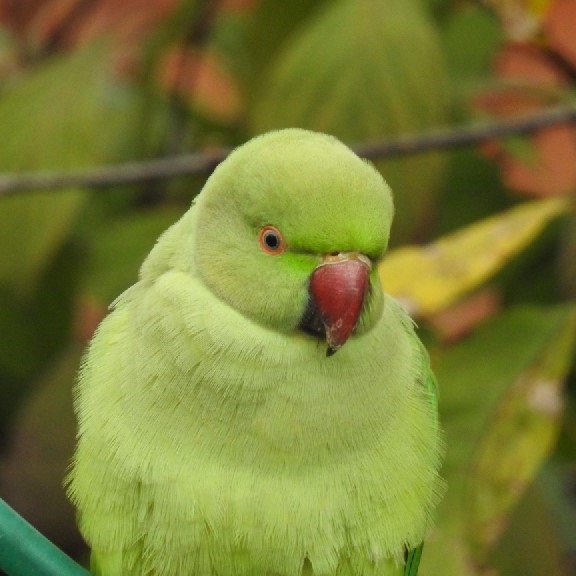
[68,129,444,576]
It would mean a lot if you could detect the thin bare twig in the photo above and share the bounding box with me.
[0,151,226,198]
[355,103,576,159]
[1,104,576,198]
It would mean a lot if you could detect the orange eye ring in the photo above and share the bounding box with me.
[258,226,286,254]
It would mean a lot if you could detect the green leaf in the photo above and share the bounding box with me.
[466,308,576,556]
[441,6,503,85]
[501,134,538,166]
[421,305,576,575]
[436,150,512,235]
[420,531,477,576]
[490,477,568,576]
[0,43,137,295]
[0,239,81,377]
[0,240,83,436]
[81,208,182,305]
[535,462,576,562]
[559,213,576,299]
[0,286,40,378]
[0,192,84,297]
[249,0,450,243]
[245,0,332,83]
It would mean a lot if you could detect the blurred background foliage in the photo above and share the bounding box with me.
[0,0,575,574]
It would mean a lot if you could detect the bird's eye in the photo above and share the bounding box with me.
[258,226,286,254]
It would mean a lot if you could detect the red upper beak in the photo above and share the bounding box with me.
[309,253,371,356]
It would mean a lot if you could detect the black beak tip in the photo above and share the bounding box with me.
[326,346,338,357]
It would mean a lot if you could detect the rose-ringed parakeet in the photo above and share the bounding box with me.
[68,129,444,576]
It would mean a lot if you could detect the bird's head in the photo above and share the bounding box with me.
[194,129,393,356]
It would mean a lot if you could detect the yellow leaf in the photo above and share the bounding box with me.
[379,198,568,316]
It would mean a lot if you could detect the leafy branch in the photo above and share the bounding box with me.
[1,104,576,198]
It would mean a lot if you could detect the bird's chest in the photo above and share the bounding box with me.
[141,444,403,576]
[126,316,428,574]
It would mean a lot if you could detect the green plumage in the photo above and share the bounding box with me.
[68,130,444,576]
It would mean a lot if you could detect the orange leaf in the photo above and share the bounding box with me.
[496,41,568,84]
[475,44,568,116]
[159,47,243,123]
[67,0,179,48]
[476,42,576,197]
[427,288,502,343]
[545,0,576,69]
[1,0,179,53]
[73,296,106,344]
[500,125,576,196]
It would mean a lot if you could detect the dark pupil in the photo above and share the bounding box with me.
[264,232,280,249]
